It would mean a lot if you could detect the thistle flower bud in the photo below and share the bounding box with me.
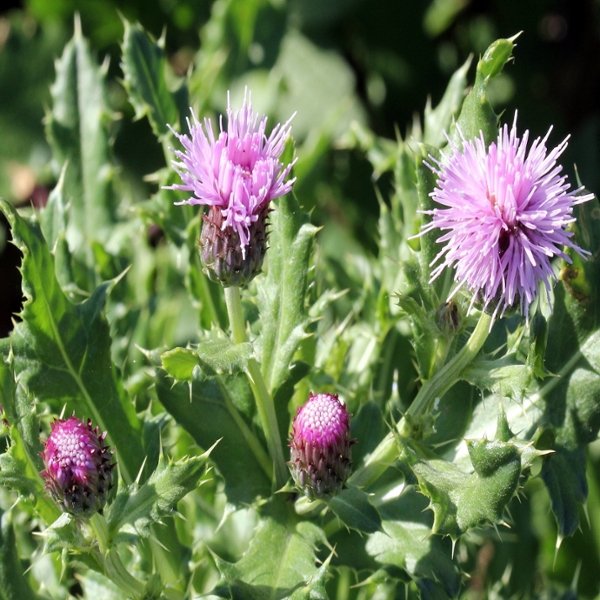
[199,204,270,287]
[289,393,354,500]
[166,88,296,287]
[40,416,114,518]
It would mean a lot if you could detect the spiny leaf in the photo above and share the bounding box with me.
[107,451,211,542]
[154,366,271,505]
[0,200,144,486]
[162,331,255,379]
[210,498,327,600]
[397,411,530,540]
[45,26,117,255]
[256,193,318,400]
[366,519,460,599]
[121,21,186,140]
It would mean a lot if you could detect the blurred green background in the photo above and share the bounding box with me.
[2,0,600,243]
[2,0,600,597]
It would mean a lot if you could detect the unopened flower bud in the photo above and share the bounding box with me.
[40,416,114,518]
[199,204,270,286]
[289,393,354,500]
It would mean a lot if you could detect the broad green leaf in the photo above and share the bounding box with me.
[0,200,144,486]
[154,366,271,504]
[0,510,44,600]
[121,21,184,140]
[45,27,117,256]
[256,193,317,402]
[211,498,327,600]
[195,336,253,376]
[328,486,382,534]
[107,451,210,541]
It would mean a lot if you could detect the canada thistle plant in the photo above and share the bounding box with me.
[289,393,354,500]
[166,89,296,286]
[40,416,114,518]
[420,114,594,321]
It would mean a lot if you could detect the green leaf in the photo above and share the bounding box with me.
[195,335,253,376]
[423,54,472,148]
[121,21,183,140]
[154,366,271,504]
[397,415,526,540]
[45,26,117,255]
[211,498,327,600]
[41,513,94,558]
[257,194,318,400]
[0,509,45,600]
[161,347,199,381]
[538,198,600,536]
[328,486,382,534]
[366,519,460,599]
[0,357,61,524]
[107,451,210,541]
[461,353,532,400]
[0,200,144,486]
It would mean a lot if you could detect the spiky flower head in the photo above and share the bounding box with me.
[40,416,114,518]
[289,393,354,501]
[420,114,594,321]
[166,89,296,286]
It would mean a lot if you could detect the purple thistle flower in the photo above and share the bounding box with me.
[420,114,594,321]
[166,89,296,286]
[289,393,354,500]
[41,416,114,518]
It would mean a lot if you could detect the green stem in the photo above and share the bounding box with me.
[349,310,493,489]
[105,549,146,599]
[400,310,493,428]
[90,514,145,599]
[224,286,288,489]
[89,513,110,555]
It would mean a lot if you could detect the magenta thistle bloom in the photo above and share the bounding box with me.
[166,89,295,286]
[41,416,114,517]
[289,392,354,500]
[420,115,593,320]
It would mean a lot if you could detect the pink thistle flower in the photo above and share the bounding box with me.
[420,114,594,321]
[166,89,296,285]
[289,393,354,500]
[40,416,114,517]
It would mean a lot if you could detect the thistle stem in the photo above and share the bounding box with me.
[224,285,288,489]
[90,513,145,599]
[400,310,493,427]
[349,310,493,489]
[105,549,146,599]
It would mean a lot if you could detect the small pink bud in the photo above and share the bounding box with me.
[40,416,114,517]
[289,393,354,500]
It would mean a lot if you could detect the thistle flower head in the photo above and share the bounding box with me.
[289,393,353,500]
[40,416,114,518]
[166,89,296,285]
[420,114,594,321]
